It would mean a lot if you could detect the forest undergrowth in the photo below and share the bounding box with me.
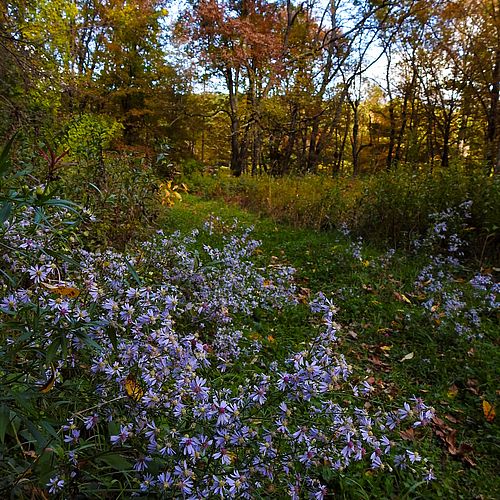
[0,152,498,498]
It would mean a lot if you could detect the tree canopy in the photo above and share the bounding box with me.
[1,0,499,174]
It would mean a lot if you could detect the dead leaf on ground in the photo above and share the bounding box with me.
[482,400,496,422]
[377,327,393,335]
[447,384,459,399]
[297,287,311,304]
[466,379,480,395]
[367,355,391,372]
[400,352,414,362]
[431,416,476,467]
[393,291,412,304]
[399,428,416,441]
[444,414,459,424]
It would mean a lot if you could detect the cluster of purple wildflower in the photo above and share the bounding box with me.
[339,223,364,261]
[413,202,498,339]
[1,195,435,497]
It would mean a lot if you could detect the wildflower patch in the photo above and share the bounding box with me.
[0,191,437,498]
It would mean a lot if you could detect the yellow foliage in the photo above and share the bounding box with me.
[482,400,495,422]
[158,181,188,206]
[125,375,144,402]
[42,282,80,299]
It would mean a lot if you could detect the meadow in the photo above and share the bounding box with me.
[2,0,500,496]
[161,193,500,499]
[2,144,497,498]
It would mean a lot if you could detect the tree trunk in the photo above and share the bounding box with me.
[226,68,245,176]
[486,47,500,174]
[351,99,360,176]
[385,51,396,171]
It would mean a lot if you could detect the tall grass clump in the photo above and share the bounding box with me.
[186,165,499,260]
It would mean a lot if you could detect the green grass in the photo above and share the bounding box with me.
[160,194,500,499]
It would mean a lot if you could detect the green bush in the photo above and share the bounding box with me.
[65,113,123,164]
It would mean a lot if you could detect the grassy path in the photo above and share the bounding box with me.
[159,195,499,499]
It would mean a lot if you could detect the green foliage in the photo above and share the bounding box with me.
[56,152,166,250]
[180,158,204,177]
[65,114,123,163]
[185,165,500,261]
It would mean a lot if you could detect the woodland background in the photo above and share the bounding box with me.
[1,0,499,176]
[1,2,499,498]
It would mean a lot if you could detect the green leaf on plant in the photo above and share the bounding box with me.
[98,453,133,471]
[0,405,11,444]
[125,258,142,286]
[0,202,12,224]
[0,132,17,177]
[45,338,61,365]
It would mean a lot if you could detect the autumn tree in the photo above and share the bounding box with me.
[178,0,291,175]
[368,0,499,173]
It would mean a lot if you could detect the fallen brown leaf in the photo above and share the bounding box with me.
[466,379,479,395]
[399,428,416,441]
[367,355,391,372]
[431,416,476,466]
[393,291,412,304]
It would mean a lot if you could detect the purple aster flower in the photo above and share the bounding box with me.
[157,472,173,490]
[214,400,233,427]
[110,424,132,445]
[227,470,248,495]
[250,384,267,405]
[313,484,328,499]
[213,447,232,465]
[211,475,228,496]
[84,413,99,430]
[47,476,64,494]
[63,429,80,445]
[139,473,155,492]
[423,469,436,482]
[159,441,175,456]
[407,450,422,463]
[298,448,316,467]
[180,435,200,458]
[277,372,292,391]
[133,455,152,471]
[0,294,17,311]
[341,440,355,460]
[190,376,209,401]
[371,454,383,469]
[145,421,160,441]
[28,264,49,283]
[380,435,391,454]
[291,426,309,443]
[176,478,193,495]
[398,402,413,420]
